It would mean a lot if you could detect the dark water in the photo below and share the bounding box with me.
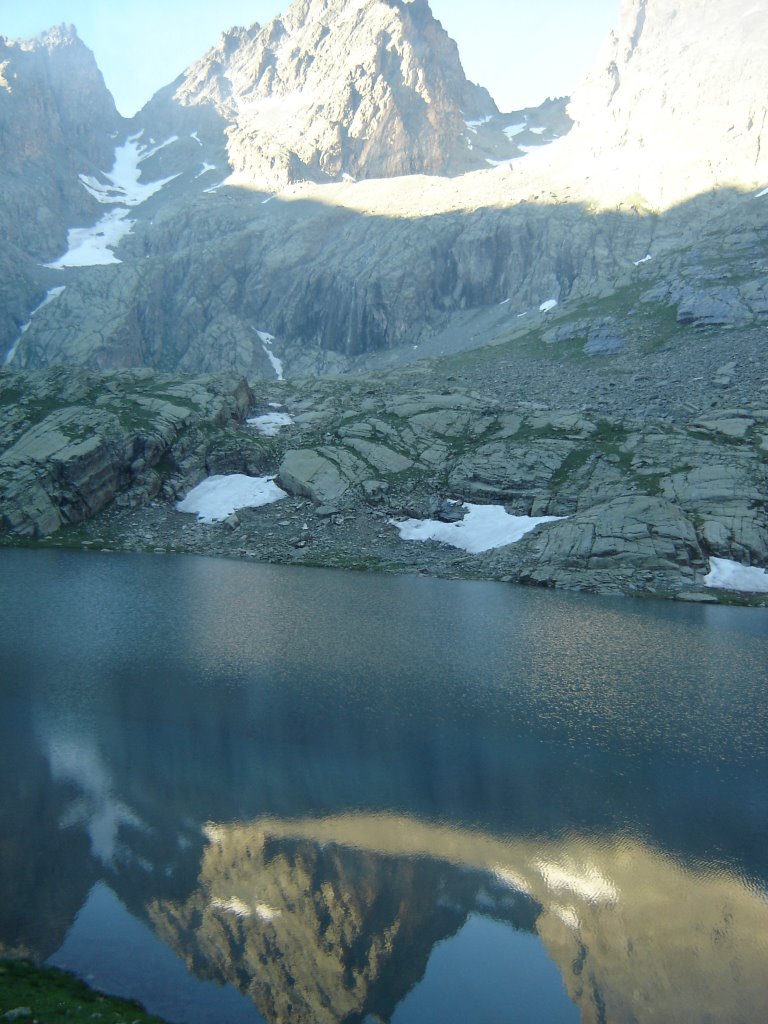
[1,549,767,1023]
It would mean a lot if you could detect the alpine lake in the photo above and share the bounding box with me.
[1,548,766,1023]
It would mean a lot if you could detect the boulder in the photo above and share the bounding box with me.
[518,494,704,593]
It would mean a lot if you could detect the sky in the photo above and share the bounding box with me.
[0,0,620,117]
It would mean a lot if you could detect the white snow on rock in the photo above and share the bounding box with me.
[755,186,768,198]
[634,254,653,265]
[190,131,203,146]
[47,132,181,269]
[503,122,527,139]
[45,209,135,268]
[539,299,558,312]
[195,162,217,178]
[464,115,492,133]
[79,131,180,207]
[176,474,287,523]
[247,411,294,436]
[255,329,284,380]
[4,286,66,365]
[529,126,547,135]
[391,503,564,554]
[703,557,768,593]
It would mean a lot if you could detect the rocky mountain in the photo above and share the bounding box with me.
[0,24,122,355]
[3,0,767,381]
[146,0,499,187]
[1,0,767,602]
[566,0,768,206]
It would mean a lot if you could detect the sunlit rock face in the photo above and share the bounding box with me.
[146,822,481,1024]
[565,0,768,206]
[151,0,497,187]
[147,815,768,1024]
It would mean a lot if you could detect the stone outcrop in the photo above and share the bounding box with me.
[3,360,767,602]
[0,368,253,537]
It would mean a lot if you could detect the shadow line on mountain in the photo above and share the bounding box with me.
[8,177,766,375]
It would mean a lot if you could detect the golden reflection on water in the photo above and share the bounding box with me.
[148,814,768,1024]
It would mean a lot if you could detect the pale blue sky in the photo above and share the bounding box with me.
[1,1,619,116]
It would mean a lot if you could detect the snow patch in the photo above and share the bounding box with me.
[45,209,134,268]
[391,503,563,554]
[4,286,66,365]
[633,253,653,265]
[491,867,532,895]
[255,329,284,380]
[247,412,293,436]
[79,132,180,207]
[529,126,546,135]
[137,135,179,163]
[341,172,356,182]
[464,114,492,133]
[703,557,768,593]
[47,734,146,868]
[190,130,203,146]
[755,186,768,198]
[176,474,287,523]
[503,122,527,139]
[211,897,280,922]
[539,299,558,312]
[47,133,181,269]
[551,905,581,930]
[536,860,618,903]
[195,162,217,178]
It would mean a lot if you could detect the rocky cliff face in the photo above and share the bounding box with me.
[566,0,768,205]
[0,25,123,359]
[147,0,497,189]
[0,368,254,537]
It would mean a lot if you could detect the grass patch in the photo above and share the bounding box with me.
[0,960,169,1023]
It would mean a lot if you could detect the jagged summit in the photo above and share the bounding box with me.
[18,22,79,49]
[150,0,498,186]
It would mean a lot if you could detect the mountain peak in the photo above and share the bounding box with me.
[162,0,496,187]
[14,22,82,52]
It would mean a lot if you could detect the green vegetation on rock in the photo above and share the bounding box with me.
[0,960,169,1024]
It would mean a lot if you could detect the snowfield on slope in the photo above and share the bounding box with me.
[46,132,180,269]
[391,503,564,554]
[703,557,768,593]
[176,475,288,523]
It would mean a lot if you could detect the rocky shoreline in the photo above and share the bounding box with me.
[2,363,766,606]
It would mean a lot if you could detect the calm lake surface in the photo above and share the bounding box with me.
[1,548,767,1023]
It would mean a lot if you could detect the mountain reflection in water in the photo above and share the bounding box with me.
[0,550,766,1023]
